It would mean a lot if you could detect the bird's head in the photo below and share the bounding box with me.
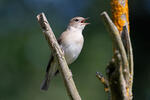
[68,17,90,30]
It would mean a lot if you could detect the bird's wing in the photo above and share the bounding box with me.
[48,37,62,67]
[46,37,62,72]
[46,55,54,73]
[41,37,63,91]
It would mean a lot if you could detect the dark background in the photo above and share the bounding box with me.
[0,0,149,100]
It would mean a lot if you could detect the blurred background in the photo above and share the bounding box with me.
[0,0,150,100]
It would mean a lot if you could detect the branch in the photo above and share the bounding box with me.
[122,26,134,100]
[128,30,134,100]
[100,11,134,100]
[122,26,133,76]
[101,12,129,82]
[106,51,127,100]
[111,0,130,32]
[97,0,133,100]
[37,13,81,100]
[96,72,109,92]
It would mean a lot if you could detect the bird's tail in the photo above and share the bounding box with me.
[40,72,52,91]
[41,57,57,91]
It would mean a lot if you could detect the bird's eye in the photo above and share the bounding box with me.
[74,19,79,22]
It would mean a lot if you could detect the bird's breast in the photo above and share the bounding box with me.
[61,33,84,64]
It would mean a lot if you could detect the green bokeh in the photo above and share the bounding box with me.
[0,0,149,100]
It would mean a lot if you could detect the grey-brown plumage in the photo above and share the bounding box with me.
[41,17,89,91]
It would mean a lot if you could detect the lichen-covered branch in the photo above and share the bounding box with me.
[101,12,130,82]
[96,72,109,92]
[122,26,134,100]
[106,51,128,100]
[111,0,130,33]
[109,0,133,99]
[37,13,81,100]
[98,10,133,100]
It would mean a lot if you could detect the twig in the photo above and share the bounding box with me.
[37,13,81,100]
[128,31,133,100]
[106,51,128,100]
[100,11,134,100]
[122,26,134,99]
[122,26,133,75]
[96,72,109,92]
[101,12,129,82]
[97,0,133,100]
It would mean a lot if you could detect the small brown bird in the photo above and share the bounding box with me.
[41,17,89,91]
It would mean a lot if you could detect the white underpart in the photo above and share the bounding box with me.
[60,27,84,64]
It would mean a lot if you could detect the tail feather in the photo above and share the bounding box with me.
[41,56,58,91]
[40,73,51,91]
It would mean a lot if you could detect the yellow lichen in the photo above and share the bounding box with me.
[126,87,130,97]
[104,88,109,92]
[111,0,129,33]
[101,77,105,83]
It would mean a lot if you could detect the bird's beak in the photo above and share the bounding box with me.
[81,17,90,25]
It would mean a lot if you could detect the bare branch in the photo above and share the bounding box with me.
[37,13,81,100]
[122,26,134,99]
[96,72,109,92]
[101,12,129,82]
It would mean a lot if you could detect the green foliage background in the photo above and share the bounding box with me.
[0,0,149,100]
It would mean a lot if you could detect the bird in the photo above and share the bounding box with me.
[41,16,89,91]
